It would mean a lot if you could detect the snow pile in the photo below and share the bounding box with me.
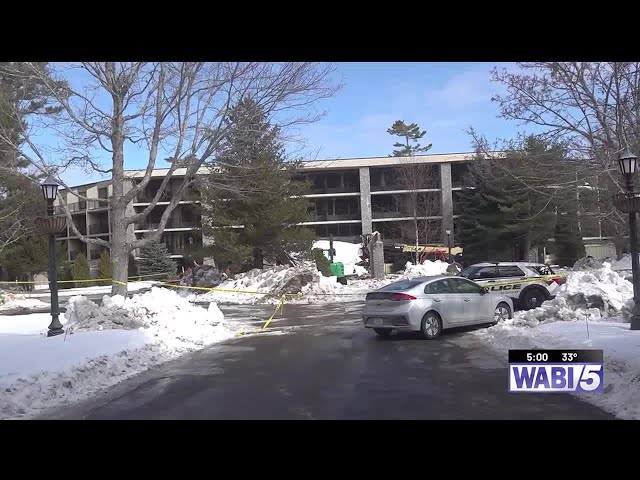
[290,270,400,304]
[0,291,49,313]
[561,262,633,313]
[0,288,246,419]
[401,260,450,279]
[65,287,235,349]
[512,263,633,327]
[608,254,632,271]
[475,319,640,419]
[573,257,604,270]
[184,265,316,304]
[184,259,452,305]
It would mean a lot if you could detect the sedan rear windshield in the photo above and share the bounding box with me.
[377,280,423,291]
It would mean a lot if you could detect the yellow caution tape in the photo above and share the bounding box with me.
[475,273,568,289]
[262,294,286,330]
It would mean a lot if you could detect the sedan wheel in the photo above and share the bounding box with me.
[493,303,511,324]
[420,313,442,340]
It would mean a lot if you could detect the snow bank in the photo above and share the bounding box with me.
[608,254,632,271]
[511,262,633,327]
[474,319,640,419]
[184,259,452,305]
[573,257,604,270]
[401,260,450,278]
[184,265,317,304]
[474,261,640,418]
[0,287,246,419]
[289,271,400,304]
[0,291,49,313]
[65,287,235,349]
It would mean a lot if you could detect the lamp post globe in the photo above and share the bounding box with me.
[618,147,638,176]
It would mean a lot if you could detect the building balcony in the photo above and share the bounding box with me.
[309,213,361,222]
[54,201,86,215]
[88,224,110,235]
[134,220,200,231]
[87,199,110,210]
[135,191,173,203]
[372,210,439,219]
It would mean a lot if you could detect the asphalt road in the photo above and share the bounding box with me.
[45,301,614,420]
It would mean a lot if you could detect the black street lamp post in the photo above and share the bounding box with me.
[613,148,640,330]
[36,176,66,337]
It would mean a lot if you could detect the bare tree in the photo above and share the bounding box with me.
[489,62,640,248]
[393,164,439,248]
[0,62,339,295]
[387,120,438,263]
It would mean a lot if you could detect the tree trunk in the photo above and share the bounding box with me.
[111,210,129,296]
[414,207,419,265]
[523,231,532,261]
[253,248,264,270]
[109,76,127,296]
[614,235,627,260]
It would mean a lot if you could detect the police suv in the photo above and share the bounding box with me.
[458,262,565,310]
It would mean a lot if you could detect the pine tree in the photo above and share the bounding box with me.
[138,242,176,278]
[457,137,572,264]
[387,120,432,157]
[128,253,139,281]
[0,63,60,257]
[554,212,586,267]
[71,253,91,287]
[200,98,313,270]
[97,250,112,285]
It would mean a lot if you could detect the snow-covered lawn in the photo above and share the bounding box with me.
[0,292,49,313]
[0,281,159,313]
[17,280,159,299]
[474,262,640,419]
[0,287,248,420]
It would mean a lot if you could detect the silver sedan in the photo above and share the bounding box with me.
[362,276,513,339]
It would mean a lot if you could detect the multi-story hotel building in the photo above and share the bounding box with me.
[53,152,616,267]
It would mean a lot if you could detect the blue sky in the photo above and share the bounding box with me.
[57,62,527,185]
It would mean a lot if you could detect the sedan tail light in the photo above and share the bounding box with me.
[391,293,417,301]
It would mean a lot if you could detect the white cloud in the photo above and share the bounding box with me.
[424,68,495,111]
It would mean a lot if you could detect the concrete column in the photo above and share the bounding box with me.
[440,163,454,245]
[359,167,373,234]
[371,237,385,279]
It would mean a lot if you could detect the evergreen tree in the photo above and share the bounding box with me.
[128,253,139,281]
[387,120,432,157]
[554,212,586,267]
[58,261,75,290]
[0,63,60,257]
[97,250,112,285]
[71,253,91,287]
[457,137,572,263]
[200,98,313,270]
[138,242,176,278]
[0,236,67,279]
